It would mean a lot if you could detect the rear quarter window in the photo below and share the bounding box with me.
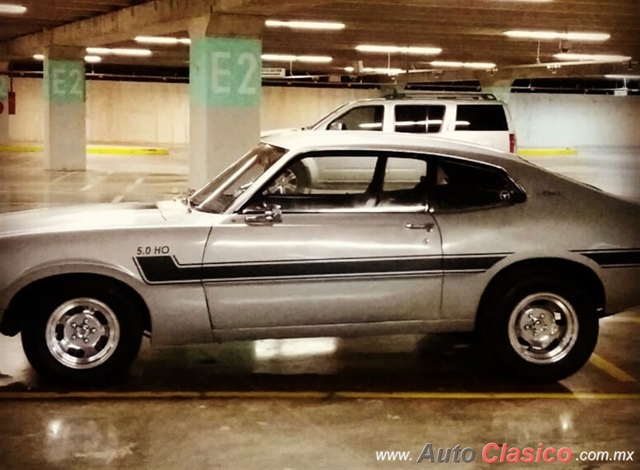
[433,159,523,210]
[454,104,508,131]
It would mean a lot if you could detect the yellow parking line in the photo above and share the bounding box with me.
[518,148,577,157]
[0,144,42,152]
[0,144,168,155]
[589,353,637,382]
[335,392,640,400]
[87,146,169,156]
[0,391,639,400]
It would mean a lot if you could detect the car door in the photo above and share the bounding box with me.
[201,150,443,331]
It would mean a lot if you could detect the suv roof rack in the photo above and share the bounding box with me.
[383,91,497,101]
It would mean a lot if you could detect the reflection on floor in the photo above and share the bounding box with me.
[0,312,638,469]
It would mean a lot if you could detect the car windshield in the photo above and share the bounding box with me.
[189,143,287,213]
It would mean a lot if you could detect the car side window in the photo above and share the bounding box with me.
[454,104,508,131]
[377,157,430,208]
[245,152,431,213]
[433,159,522,211]
[394,105,445,133]
[327,106,384,131]
[247,154,379,212]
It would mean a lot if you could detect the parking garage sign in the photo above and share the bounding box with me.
[190,37,261,107]
[44,60,85,104]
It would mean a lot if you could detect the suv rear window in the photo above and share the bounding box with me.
[454,104,508,131]
[394,105,445,134]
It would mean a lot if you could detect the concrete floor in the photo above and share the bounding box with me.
[0,146,639,469]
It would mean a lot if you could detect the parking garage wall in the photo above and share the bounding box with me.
[507,93,640,148]
[5,78,640,148]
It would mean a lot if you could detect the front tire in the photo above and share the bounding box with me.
[21,279,143,383]
[480,272,599,381]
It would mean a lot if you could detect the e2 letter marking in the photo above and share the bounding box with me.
[45,60,85,103]
[190,37,261,107]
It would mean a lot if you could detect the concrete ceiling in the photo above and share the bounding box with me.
[1,0,638,84]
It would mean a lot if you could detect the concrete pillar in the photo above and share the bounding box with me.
[0,62,10,145]
[480,78,513,103]
[188,13,264,188]
[44,46,86,170]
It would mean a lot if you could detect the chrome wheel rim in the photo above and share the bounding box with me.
[507,292,578,364]
[45,298,120,370]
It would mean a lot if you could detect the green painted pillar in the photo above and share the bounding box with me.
[44,46,86,170]
[0,62,9,145]
[188,13,265,188]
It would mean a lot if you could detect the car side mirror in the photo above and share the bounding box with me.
[329,121,345,131]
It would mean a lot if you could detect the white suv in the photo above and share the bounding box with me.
[307,92,517,153]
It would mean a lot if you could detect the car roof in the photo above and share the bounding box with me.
[261,130,523,167]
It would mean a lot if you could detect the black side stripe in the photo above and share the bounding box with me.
[443,254,507,273]
[573,249,640,268]
[134,254,508,285]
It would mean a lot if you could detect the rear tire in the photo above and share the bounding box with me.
[479,271,598,381]
[21,279,143,384]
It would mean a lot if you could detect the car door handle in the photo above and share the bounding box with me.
[405,223,434,232]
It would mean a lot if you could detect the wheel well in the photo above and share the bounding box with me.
[475,258,605,331]
[1,273,152,337]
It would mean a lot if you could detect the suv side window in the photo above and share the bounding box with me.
[394,105,445,133]
[433,159,522,210]
[327,105,384,131]
[454,104,508,131]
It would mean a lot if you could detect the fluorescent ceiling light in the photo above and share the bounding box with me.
[554,53,631,62]
[504,31,610,41]
[605,74,640,79]
[86,47,152,57]
[262,54,297,62]
[0,3,27,14]
[431,61,496,69]
[265,20,345,30]
[33,53,103,63]
[356,45,442,55]
[262,54,332,63]
[135,36,191,45]
[344,66,405,75]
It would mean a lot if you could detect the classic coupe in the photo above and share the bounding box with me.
[1,132,638,382]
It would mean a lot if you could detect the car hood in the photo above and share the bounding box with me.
[0,202,164,237]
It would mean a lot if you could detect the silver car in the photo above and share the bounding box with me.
[1,132,638,383]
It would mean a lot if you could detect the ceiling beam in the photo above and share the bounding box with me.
[0,0,329,59]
